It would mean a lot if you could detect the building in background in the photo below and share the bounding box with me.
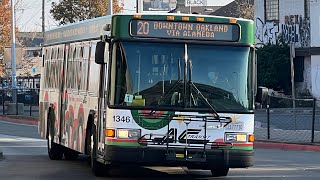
[2,32,42,89]
[254,0,320,100]
[169,0,222,15]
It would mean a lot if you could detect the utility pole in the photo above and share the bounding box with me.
[10,0,17,103]
[108,0,113,15]
[290,43,296,129]
[42,0,45,38]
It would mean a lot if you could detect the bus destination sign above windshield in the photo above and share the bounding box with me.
[130,19,240,41]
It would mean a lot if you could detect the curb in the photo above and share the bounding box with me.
[0,116,37,126]
[254,141,320,152]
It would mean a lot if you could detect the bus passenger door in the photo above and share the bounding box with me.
[89,41,106,156]
[59,43,71,147]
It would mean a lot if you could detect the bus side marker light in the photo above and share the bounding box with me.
[229,19,238,23]
[249,134,254,142]
[105,129,115,137]
[196,17,204,22]
[133,14,142,19]
[182,17,189,21]
[167,16,175,20]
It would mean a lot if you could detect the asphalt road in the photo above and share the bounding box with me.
[2,121,320,179]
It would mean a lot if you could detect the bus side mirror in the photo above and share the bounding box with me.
[255,86,268,104]
[95,41,109,64]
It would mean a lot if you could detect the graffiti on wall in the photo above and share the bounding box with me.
[282,15,310,47]
[255,18,279,45]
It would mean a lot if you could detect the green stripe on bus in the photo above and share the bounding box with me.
[106,141,141,146]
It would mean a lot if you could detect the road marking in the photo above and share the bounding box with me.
[0,120,37,127]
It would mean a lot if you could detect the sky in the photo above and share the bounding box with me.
[16,0,59,32]
[16,0,234,32]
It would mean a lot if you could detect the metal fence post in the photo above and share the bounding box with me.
[267,95,270,140]
[29,90,32,116]
[311,98,316,143]
[2,90,4,115]
[15,89,18,115]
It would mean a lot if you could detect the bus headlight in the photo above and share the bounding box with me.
[117,129,141,139]
[225,133,247,142]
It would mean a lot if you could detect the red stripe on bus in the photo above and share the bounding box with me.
[106,138,138,143]
[232,143,253,147]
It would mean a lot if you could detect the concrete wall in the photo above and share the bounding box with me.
[255,0,279,46]
[254,0,316,98]
[254,0,311,48]
[310,0,320,47]
[311,55,320,100]
[296,56,312,94]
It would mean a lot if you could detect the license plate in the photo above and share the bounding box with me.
[225,122,244,131]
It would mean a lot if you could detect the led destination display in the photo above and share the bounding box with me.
[130,19,240,41]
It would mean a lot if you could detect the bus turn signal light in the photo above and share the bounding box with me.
[105,129,115,137]
[249,134,255,142]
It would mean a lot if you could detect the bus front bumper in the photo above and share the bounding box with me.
[104,145,253,168]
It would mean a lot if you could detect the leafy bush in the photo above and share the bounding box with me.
[256,42,291,94]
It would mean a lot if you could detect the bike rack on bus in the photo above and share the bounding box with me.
[137,112,232,162]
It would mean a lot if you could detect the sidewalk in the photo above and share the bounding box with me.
[255,107,320,114]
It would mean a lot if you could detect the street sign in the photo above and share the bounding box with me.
[185,0,204,6]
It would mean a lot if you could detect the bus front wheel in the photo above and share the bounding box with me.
[210,167,229,177]
[90,123,105,176]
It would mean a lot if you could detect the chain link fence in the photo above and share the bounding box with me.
[255,95,320,144]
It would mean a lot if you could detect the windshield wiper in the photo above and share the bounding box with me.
[157,58,183,106]
[187,59,220,118]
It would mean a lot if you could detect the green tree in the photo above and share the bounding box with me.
[50,0,123,25]
[256,42,291,94]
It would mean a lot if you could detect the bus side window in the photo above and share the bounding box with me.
[43,48,48,89]
[67,45,74,89]
[88,42,100,96]
[80,42,90,91]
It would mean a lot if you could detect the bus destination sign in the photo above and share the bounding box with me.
[130,19,240,41]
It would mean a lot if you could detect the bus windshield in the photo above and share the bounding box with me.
[109,41,253,113]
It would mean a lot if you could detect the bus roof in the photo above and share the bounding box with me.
[44,15,112,46]
[44,13,254,46]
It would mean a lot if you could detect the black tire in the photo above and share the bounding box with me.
[85,125,91,164]
[47,111,63,160]
[64,148,79,160]
[210,167,229,177]
[90,124,105,176]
